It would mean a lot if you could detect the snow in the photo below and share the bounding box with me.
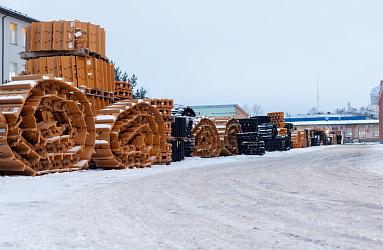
[0,144,383,249]
[95,124,112,129]
[292,119,379,126]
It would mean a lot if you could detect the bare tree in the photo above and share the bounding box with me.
[243,104,263,116]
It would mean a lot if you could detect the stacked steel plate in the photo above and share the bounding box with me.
[22,20,114,112]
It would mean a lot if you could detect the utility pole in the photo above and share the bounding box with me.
[316,69,319,114]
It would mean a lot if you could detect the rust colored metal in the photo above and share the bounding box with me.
[214,118,241,156]
[0,76,95,176]
[267,112,285,128]
[291,130,306,148]
[26,55,114,93]
[92,100,167,169]
[25,20,106,57]
[114,81,132,100]
[192,118,221,158]
[148,99,174,164]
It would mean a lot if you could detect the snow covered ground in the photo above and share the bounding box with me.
[0,144,383,249]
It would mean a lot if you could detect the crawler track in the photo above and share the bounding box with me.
[192,118,221,158]
[92,100,167,168]
[214,118,241,156]
[0,77,95,175]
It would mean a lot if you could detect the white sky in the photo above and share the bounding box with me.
[2,0,383,114]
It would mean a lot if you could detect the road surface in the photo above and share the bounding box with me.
[0,144,382,249]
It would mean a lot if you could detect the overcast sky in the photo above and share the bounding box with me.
[2,0,383,114]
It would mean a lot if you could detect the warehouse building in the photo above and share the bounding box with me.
[192,104,249,119]
[0,6,38,84]
[287,115,379,143]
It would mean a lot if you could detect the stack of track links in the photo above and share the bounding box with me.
[192,118,221,158]
[171,106,196,158]
[148,99,174,164]
[0,76,95,175]
[259,112,289,152]
[213,118,241,156]
[237,118,265,155]
[114,81,132,100]
[22,20,115,112]
[171,116,187,162]
[93,99,169,168]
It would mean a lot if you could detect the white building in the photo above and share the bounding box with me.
[0,6,37,83]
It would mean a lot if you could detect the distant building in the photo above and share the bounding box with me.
[0,6,38,83]
[192,104,249,119]
[286,115,379,143]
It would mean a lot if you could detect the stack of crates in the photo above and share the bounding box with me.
[22,20,115,112]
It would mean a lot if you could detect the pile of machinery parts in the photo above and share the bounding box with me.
[0,76,95,176]
[114,81,132,100]
[267,112,285,128]
[192,118,221,158]
[92,99,167,168]
[291,130,307,148]
[148,99,174,164]
[214,118,241,156]
[172,105,196,157]
[171,116,187,162]
[22,20,114,112]
[237,118,265,155]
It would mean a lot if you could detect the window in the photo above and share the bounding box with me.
[10,23,17,45]
[358,127,366,139]
[21,27,26,47]
[373,125,379,138]
[9,63,17,81]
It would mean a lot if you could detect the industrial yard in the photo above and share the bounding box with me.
[0,2,382,250]
[0,144,382,250]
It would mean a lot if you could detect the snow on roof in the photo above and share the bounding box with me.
[293,119,379,126]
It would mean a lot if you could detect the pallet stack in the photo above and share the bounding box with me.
[237,118,265,155]
[291,130,306,148]
[267,112,285,128]
[114,81,132,100]
[171,105,196,157]
[149,99,174,164]
[22,20,115,112]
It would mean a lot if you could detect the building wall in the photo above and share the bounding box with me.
[294,123,379,143]
[192,105,248,119]
[0,13,31,83]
